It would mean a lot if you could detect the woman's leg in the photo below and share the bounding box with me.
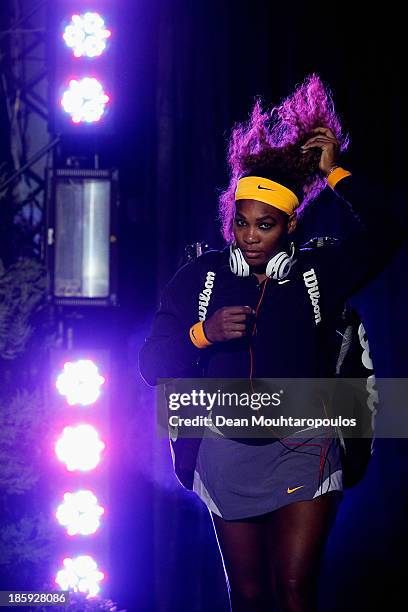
[265,491,342,612]
[210,512,271,612]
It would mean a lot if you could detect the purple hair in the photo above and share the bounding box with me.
[219,74,350,242]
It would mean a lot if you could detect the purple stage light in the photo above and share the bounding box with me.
[61,78,110,124]
[56,490,105,536]
[63,12,111,58]
[55,555,104,597]
[56,359,105,406]
[55,425,105,471]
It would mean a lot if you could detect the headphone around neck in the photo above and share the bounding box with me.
[229,242,297,280]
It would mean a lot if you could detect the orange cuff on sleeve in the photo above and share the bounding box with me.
[326,167,352,189]
[189,321,212,349]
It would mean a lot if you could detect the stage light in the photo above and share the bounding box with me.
[47,169,118,305]
[61,78,110,124]
[55,555,104,597]
[51,1,116,134]
[56,490,105,536]
[55,425,105,471]
[56,360,105,406]
[63,13,111,58]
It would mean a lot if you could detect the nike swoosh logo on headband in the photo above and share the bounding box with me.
[257,185,275,191]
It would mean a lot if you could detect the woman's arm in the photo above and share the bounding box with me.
[330,171,408,248]
[139,253,256,385]
[302,129,408,299]
[324,172,408,297]
[139,262,203,386]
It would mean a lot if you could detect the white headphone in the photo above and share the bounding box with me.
[229,242,297,280]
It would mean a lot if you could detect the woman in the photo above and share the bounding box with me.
[139,75,407,611]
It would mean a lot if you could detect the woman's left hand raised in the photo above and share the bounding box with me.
[301,127,340,176]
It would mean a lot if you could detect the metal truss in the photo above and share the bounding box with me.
[0,0,53,253]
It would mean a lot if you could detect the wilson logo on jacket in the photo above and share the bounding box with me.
[303,268,322,325]
[198,271,216,321]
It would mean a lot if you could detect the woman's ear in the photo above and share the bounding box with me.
[287,213,297,234]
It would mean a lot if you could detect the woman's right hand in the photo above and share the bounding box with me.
[203,306,255,343]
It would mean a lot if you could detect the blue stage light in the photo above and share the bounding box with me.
[56,490,105,536]
[55,555,104,597]
[63,12,111,58]
[60,77,110,124]
[55,424,105,471]
[56,359,105,406]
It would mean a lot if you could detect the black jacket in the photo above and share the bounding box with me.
[139,175,408,488]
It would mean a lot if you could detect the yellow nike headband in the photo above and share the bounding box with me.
[235,176,299,216]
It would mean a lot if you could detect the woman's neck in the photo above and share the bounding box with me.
[249,262,268,284]
[253,272,268,284]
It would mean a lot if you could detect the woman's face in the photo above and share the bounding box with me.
[233,199,296,266]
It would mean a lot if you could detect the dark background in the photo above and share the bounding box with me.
[103,4,408,608]
[1,1,408,610]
